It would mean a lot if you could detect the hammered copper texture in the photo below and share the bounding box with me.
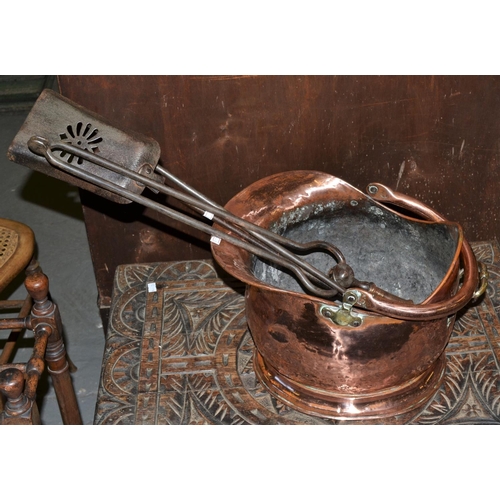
[94,241,500,425]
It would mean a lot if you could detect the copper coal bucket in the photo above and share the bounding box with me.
[8,90,487,421]
[210,170,484,419]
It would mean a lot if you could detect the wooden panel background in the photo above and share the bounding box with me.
[58,76,500,324]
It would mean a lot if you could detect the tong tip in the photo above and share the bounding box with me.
[27,136,49,157]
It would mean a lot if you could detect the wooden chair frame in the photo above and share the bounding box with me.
[0,219,82,424]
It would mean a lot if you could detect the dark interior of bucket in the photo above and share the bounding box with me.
[252,199,459,304]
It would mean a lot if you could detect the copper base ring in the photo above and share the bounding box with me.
[253,351,446,420]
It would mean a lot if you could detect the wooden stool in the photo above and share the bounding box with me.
[95,243,500,425]
[0,218,82,425]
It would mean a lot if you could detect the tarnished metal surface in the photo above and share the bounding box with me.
[7,89,161,204]
[253,194,458,304]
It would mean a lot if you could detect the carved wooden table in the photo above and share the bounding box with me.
[94,241,500,425]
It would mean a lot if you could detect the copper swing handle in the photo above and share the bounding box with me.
[351,182,486,321]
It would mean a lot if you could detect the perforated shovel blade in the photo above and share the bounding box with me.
[7,89,161,204]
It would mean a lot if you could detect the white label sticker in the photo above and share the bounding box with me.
[210,236,221,245]
[203,211,215,220]
[147,282,157,293]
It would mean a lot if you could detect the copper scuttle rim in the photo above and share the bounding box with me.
[211,170,479,321]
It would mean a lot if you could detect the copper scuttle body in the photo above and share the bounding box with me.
[211,170,481,420]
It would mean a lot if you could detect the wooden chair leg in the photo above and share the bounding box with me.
[44,328,82,424]
[25,261,83,425]
[0,367,38,424]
